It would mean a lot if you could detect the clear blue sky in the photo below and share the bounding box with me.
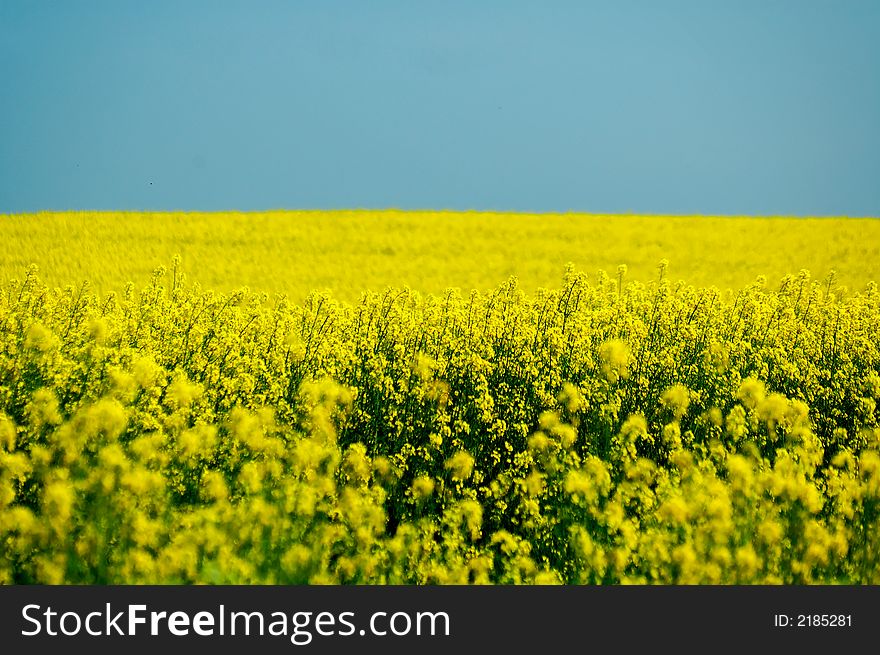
[1,0,878,215]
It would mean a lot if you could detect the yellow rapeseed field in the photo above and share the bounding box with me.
[1,210,878,300]
[1,210,879,584]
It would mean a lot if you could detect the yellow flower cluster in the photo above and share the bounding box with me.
[0,261,878,584]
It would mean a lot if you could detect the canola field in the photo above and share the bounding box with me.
[1,210,879,584]
[2,210,879,301]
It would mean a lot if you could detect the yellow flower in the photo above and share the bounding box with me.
[737,377,766,410]
[42,480,75,527]
[661,384,690,419]
[28,389,62,427]
[658,496,689,525]
[24,322,57,352]
[445,450,475,481]
[598,339,631,383]
[410,475,435,502]
[0,415,17,451]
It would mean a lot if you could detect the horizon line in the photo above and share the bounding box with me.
[2,208,879,220]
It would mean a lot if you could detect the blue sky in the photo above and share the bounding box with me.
[1,0,878,215]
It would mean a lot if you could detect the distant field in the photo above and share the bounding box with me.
[1,211,878,300]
